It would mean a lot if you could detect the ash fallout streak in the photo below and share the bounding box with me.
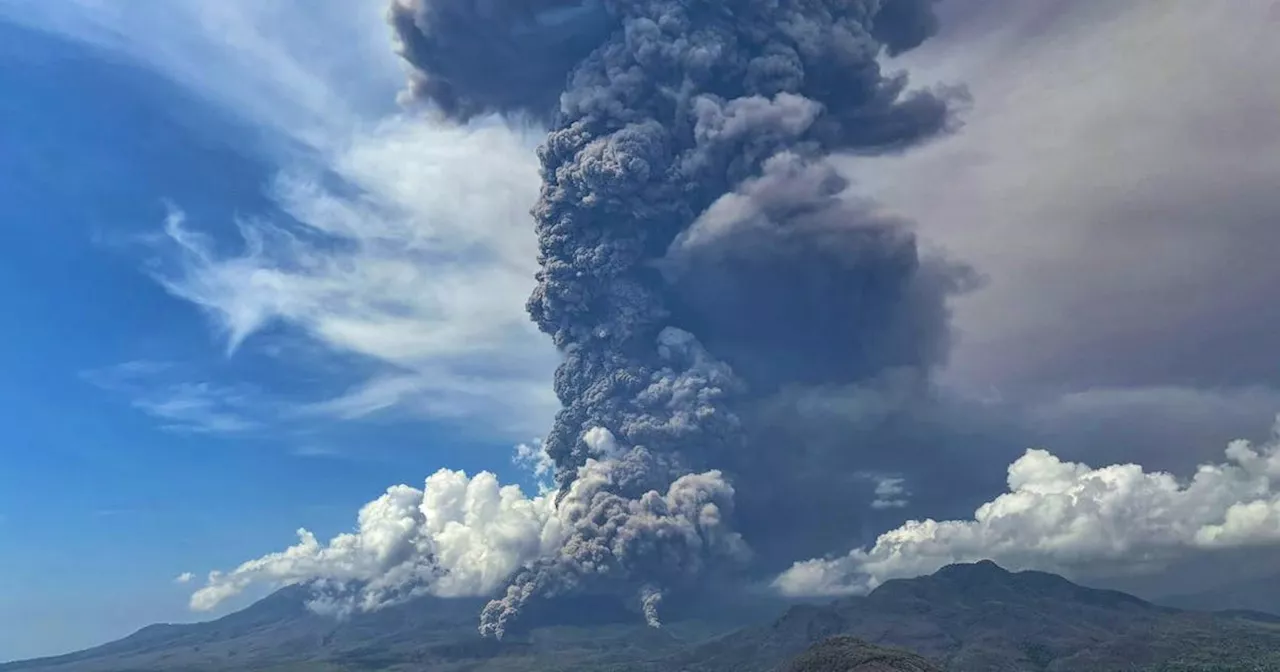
[390,0,969,637]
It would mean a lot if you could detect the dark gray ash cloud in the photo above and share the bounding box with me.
[661,153,971,392]
[391,0,969,636]
[389,0,613,119]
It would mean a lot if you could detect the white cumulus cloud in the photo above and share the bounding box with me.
[190,466,563,612]
[775,420,1280,598]
[190,436,746,619]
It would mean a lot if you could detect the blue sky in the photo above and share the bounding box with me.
[0,2,557,660]
[4,0,1280,663]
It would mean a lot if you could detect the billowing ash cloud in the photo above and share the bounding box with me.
[389,0,614,120]
[480,439,748,637]
[661,153,962,391]
[388,0,967,636]
[190,445,741,621]
[774,421,1280,598]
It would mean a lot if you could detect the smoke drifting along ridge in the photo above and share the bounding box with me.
[389,0,965,637]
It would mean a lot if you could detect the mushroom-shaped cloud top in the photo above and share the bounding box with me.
[390,0,616,120]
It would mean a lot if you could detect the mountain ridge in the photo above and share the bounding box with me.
[667,561,1280,672]
[8,561,1280,672]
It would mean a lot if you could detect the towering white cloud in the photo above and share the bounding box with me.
[190,438,743,622]
[775,422,1280,598]
[190,466,562,612]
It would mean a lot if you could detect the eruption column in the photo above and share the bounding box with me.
[390,0,962,637]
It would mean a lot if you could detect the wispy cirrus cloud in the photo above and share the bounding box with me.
[82,361,269,435]
[36,0,561,439]
[869,476,909,510]
[150,114,557,436]
[7,0,403,149]
[135,383,262,434]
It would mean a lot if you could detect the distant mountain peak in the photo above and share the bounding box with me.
[854,560,1155,617]
[687,563,1280,672]
[867,559,1026,602]
[932,559,1009,578]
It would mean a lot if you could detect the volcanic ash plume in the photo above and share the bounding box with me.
[389,0,965,637]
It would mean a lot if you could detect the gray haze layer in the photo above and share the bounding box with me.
[846,0,1280,473]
